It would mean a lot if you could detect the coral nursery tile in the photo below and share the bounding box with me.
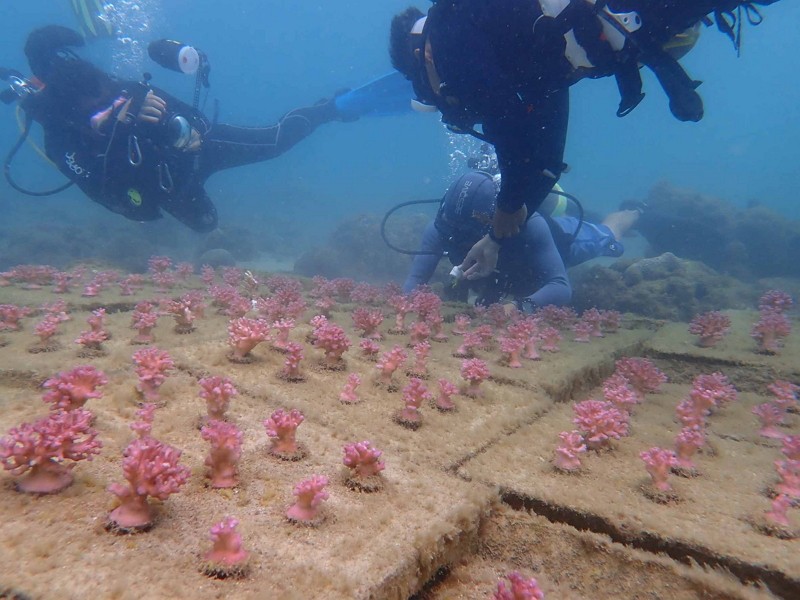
[458,380,800,590]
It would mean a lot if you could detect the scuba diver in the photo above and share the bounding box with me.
[401,169,640,311]
[1,25,351,232]
[389,0,783,280]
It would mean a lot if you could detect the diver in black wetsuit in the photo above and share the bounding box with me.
[15,26,346,233]
[388,0,782,279]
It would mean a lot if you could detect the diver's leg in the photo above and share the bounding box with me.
[199,100,339,175]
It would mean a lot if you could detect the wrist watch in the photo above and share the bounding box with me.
[517,298,537,314]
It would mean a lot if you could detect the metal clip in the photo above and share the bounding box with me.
[158,162,174,192]
[128,134,142,166]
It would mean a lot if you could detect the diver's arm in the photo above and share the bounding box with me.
[402,221,445,294]
[519,215,572,309]
[484,87,570,222]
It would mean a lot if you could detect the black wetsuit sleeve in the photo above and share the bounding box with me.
[484,87,570,216]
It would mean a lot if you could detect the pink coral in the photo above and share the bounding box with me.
[614,357,667,395]
[198,375,238,421]
[493,572,545,600]
[0,304,33,330]
[751,309,791,354]
[508,317,540,361]
[688,311,731,348]
[690,372,738,411]
[768,380,799,411]
[42,365,108,411]
[201,420,243,488]
[572,399,629,450]
[0,408,102,494]
[387,294,414,334]
[286,475,329,524]
[673,426,706,472]
[640,447,678,493]
[202,517,249,577]
[781,436,800,461]
[352,307,385,339]
[773,459,800,499]
[74,329,108,354]
[553,430,586,472]
[752,403,787,439]
[499,336,525,368]
[758,289,793,313]
[460,358,490,398]
[538,326,561,353]
[764,494,793,529]
[375,346,407,386]
[453,330,482,358]
[107,436,190,530]
[452,314,471,335]
[408,321,431,345]
[339,373,362,404]
[396,378,430,428]
[313,321,351,368]
[161,296,199,334]
[279,342,305,381]
[31,314,61,351]
[132,347,175,401]
[359,338,381,359]
[271,318,296,351]
[264,408,305,460]
[131,310,158,345]
[227,317,271,362]
[343,441,385,479]
[409,340,431,377]
[602,372,641,411]
[130,403,156,439]
[435,379,459,411]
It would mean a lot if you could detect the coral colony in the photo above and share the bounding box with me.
[2,258,799,593]
[688,311,732,348]
[201,517,249,578]
[343,440,386,491]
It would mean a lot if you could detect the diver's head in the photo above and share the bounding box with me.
[389,7,438,111]
[434,171,498,264]
[24,26,111,108]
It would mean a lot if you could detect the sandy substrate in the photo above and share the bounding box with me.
[0,279,797,599]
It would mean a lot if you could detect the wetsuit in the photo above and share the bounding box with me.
[403,214,572,309]
[414,0,781,219]
[422,0,572,219]
[22,80,339,232]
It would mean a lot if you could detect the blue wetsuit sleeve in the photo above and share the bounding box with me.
[402,221,445,294]
[522,215,571,307]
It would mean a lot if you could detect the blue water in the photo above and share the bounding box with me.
[1,1,798,256]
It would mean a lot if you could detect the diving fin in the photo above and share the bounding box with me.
[334,71,414,120]
[70,0,115,40]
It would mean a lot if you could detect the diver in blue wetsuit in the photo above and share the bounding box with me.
[389,0,782,280]
[10,26,348,233]
[402,170,638,311]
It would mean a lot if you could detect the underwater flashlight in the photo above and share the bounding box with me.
[148,39,201,75]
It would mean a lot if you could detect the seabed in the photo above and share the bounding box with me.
[0,271,797,600]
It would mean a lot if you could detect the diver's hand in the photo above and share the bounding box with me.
[185,128,202,152]
[460,235,500,281]
[492,205,527,238]
[137,91,167,124]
